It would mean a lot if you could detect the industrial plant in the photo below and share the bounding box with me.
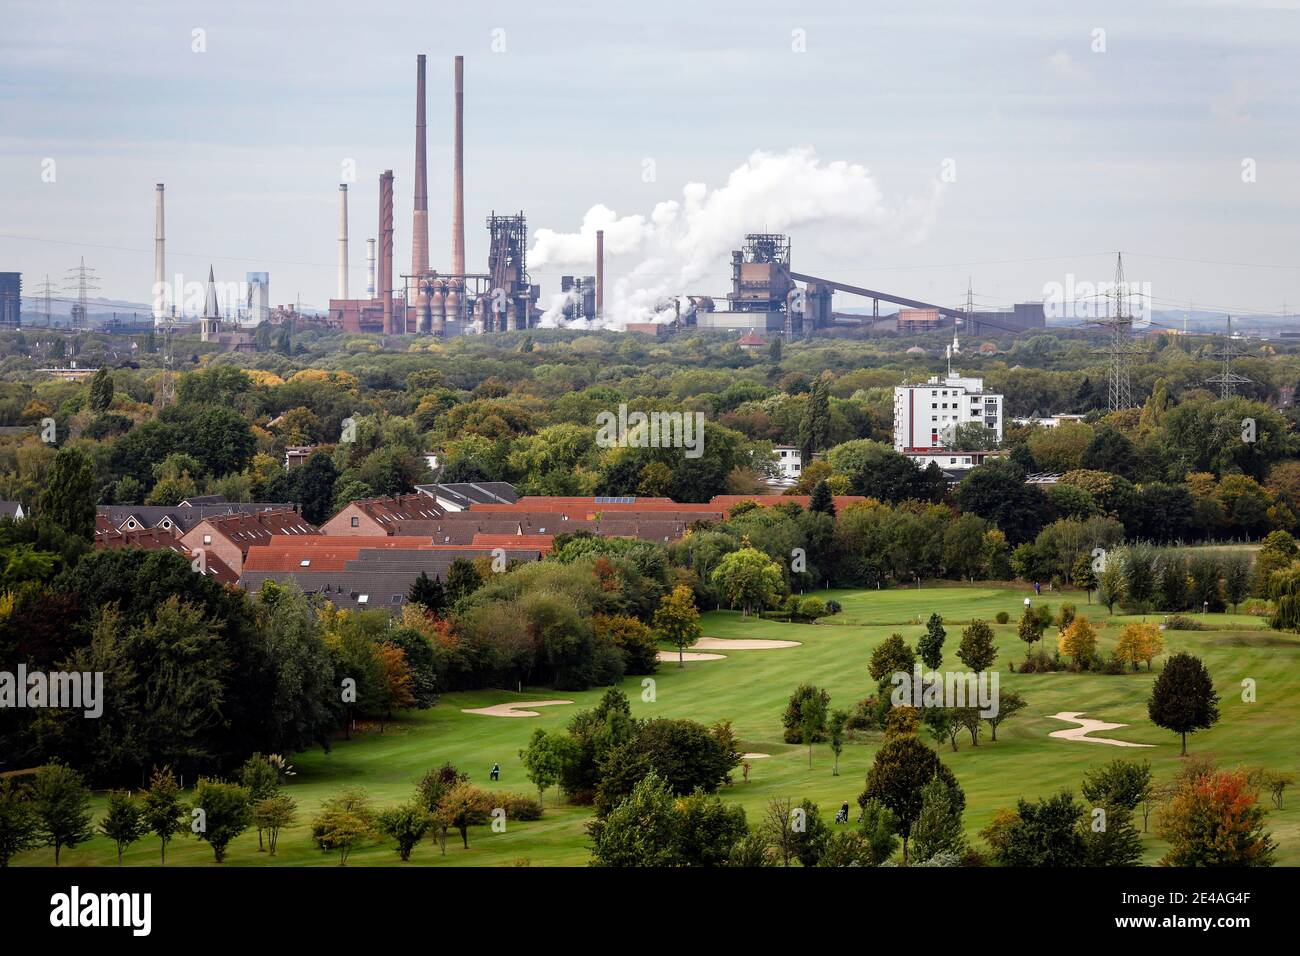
[325,54,542,336]
[130,53,1048,344]
[3,53,1058,340]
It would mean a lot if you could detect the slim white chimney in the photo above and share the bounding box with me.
[153,184,166,325]
[366,238,376,298]
[338,184,349,300]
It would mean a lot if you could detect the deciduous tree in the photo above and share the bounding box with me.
[141,766,187,865]
[0,779,38,868]
[860,736,963,864]
[917,613,945,669]
[1157,768,1276,866]
[652,584,702,667]
[1148,652,1220,755]
[99,791,147,865]
[957,620,996,672]
[377,801,431,862]
[192,779,252,863]
[31,762,94,865]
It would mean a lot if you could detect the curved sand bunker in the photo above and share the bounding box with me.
[1048,711,1154,748]
[741,752,771,759]
[693,637,801,650]
[657,651,727,662]
[462,700,574,718]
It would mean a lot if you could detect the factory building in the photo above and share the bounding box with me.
[689,234,831,334]
[893,371,1004,454]
[327,55,538,336]
[966,302,1046,336]
[897,308,945,334]
[0,273,20,326]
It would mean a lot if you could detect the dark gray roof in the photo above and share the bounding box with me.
[413,481,518,508]
[0,500,23,519]
[239,546,543,611]
[98,501,296,533]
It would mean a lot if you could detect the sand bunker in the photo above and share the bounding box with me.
[693,637,801,650]
[461,700,574,718]
[657,651,727,662]
[741,752,771,759]
[1048,711,1154,748]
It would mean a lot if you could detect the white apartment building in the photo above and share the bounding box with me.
[1010,413,1086,429]
[760,445,803,489]
[773,445,802,480]
[893,372,1003,453]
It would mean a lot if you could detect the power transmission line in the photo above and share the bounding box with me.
[1204,314,1253,398]
[62,258,99,330]
[1083,252,1143,411]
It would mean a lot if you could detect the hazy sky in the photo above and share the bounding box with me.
[2,0,1298,319]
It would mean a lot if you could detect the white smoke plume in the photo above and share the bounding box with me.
[529,147,944,328]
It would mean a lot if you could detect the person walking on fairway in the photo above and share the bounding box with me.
[490,763,500,782]
[836,801,849,824]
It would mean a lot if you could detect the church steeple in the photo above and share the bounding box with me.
[201,266,221,342]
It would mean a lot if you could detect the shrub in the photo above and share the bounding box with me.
[845,696,885,732]
[995,611,1010,624]
[592,614,659,676]
[1096,655,1127,675]
[1058,603,1076,629]
[824,599,842,615]
[798,596,828,620]
[1164,614,1205,631]
[1019,649,1065,674]
[496,793,543,821]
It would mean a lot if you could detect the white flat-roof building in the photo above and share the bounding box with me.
[1011,413,1086,429]
[893,372,1003,453]
[773,445,802,481]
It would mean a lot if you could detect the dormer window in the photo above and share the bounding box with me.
[299,559,311,567]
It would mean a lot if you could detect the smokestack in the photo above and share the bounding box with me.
[153,184,166,325]
[379,170,394,334]
[338,184,349,300]
[366,238,376,298]
[596,229,604,320]
[446,54,465,327]
[412,54,429,278]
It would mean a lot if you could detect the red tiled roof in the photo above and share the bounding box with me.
[469,533,554,553]
[94,527,238,584]
[243,532,557,574]
[348,494,446,524]
[96,526,182,549]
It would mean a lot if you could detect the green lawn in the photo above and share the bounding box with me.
[17,585,1300,867]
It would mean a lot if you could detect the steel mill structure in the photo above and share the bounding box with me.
[144,55,1054,340]
[680,232,1045,339]
[328,54,539,336]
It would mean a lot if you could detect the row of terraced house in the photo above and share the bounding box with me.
[92,484,864,610]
